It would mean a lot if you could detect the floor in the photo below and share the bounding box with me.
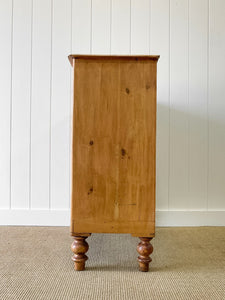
[0,227,225,299]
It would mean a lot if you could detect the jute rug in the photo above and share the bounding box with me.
[0,227,225,299]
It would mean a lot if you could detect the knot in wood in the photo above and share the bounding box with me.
[121,148,126,156]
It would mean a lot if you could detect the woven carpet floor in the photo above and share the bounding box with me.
[0,227,225,300]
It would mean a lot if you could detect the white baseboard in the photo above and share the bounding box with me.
[0,209,225,226]
[0,209,70,226]
[156,211,225,226]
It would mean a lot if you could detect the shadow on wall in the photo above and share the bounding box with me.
[156,101,225,211]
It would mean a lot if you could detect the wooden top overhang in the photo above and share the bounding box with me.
[68,54,160,66]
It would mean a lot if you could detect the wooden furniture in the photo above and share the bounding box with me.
[69,54,159,272]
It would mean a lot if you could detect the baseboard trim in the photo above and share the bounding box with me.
[0,209,225,226]
[156,210,225,226]
[0,209,70,226]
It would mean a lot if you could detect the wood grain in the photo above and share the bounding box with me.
[137,237,153,272]
[71,235,90,271]
[70,56,158,237]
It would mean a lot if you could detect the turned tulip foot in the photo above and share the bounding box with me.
[137,237,153,272]
[71,235,90,271]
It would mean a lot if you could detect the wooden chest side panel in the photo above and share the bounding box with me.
[71,58,156,235]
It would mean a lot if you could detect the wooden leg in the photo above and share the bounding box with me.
[71,235,90,271]
[137,237,153,272]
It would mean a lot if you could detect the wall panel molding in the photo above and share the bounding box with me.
[0,0,225,226]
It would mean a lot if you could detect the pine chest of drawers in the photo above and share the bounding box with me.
[69,55,159,272]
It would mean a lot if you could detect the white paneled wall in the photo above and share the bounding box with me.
[0,0,225,226]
